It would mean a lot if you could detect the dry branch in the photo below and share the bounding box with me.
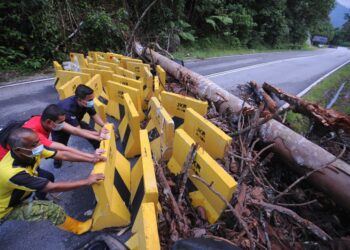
[250,199,332,241]
[154,159,189,236]
[178,144,198,202]
[126,0,158,53]
[248,81,277,114]
[191,175,255,250]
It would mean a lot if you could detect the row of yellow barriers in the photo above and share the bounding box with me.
[53,51,237,249]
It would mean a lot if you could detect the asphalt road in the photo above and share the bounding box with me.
[186,47,350,95]
[0,47,350,249]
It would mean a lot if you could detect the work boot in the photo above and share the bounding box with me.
[57,216,92,235]
[53,160,62,169]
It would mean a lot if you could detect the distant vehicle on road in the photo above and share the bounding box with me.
[312,35,328,46]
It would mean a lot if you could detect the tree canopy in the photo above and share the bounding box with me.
[0,0,336,69]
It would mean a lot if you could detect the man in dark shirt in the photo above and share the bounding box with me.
[52,85,107,168]
[0,128,104,234]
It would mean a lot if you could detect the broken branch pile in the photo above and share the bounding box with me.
[133,43,350,249]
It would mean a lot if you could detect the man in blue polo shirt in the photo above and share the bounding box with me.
[52,85,107,168]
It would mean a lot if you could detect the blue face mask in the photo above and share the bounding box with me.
[86,100,94,108]
[18,144,44,158]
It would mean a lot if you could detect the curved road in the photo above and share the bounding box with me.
[186,47,350,95]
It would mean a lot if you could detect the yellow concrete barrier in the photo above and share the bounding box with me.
[112,74,146,109]
[57,74,106,100]
[146,97,174,161]
[153,76,160,100]
[130,130,159,220]
[86,56,94,63]
[91,123,131,231]
[118,93,141,158]
[88,51,107,62]
[105,80,143,121]
[69,52,88,68]
[115,66,137,79]
[125,202,160,250]
[53,61,63,72]
[80,68,114,93]
[97,61,120,73]
[85,74,104,96]
[160,91,208,128]
[106,52,123,60]
[167,129,237,223]
[120,57,143,69]
[142,66,154,101]
[87,63,111,70]
[156,65,166,91]
[55,70,91,89]
[183,108,232,160]
[57,76,82,100]
[126,61,151,79]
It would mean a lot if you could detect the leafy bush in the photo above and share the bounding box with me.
[0,0,337,71]
[79,8,128,52]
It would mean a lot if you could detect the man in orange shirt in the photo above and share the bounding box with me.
[0,104,107,164]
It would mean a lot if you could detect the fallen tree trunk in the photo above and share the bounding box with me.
[263,82,350,133]
[133,41,350,211]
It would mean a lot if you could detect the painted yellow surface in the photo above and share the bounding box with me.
[156,65,166,91]
[55,70,91,89]
[91,123,131,230]
[161,91,208,125]
[57,76,82,100]
[168,129,237,223]
[105,80,143,120]
[125,203,160,250]
[183,108,232,159]
[118,93,141,158]
[145,97,174,161]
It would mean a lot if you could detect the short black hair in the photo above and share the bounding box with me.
[75,85,93,100]
[41,104,65,122]
[0,120,27,148]
[8,128,35,149]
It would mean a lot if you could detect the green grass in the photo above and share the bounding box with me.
[287,63,350,134]
[173,38,316,60]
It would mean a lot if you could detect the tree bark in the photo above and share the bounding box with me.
[263,82,350,133]
[133,42,350,211]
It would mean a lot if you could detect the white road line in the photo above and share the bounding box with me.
[0,77,55,89]
[204,53,328,79]
[279,59,350,109]
[296,59,350,97]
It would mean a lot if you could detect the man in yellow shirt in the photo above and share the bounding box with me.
[0,127,104,234]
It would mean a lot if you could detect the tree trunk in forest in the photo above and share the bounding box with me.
[133,41,350,211]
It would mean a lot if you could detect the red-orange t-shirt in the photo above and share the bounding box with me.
[0,116,52,160]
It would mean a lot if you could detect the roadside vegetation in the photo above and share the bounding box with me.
[0,0,336,74]
[287,63,350,133]
[173,38,315,60]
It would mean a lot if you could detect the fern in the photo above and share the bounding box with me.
[205,18,217,30]
[179,32,195,42]
[212,15,233,25]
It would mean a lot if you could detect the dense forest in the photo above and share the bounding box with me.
[0,0,347,70]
